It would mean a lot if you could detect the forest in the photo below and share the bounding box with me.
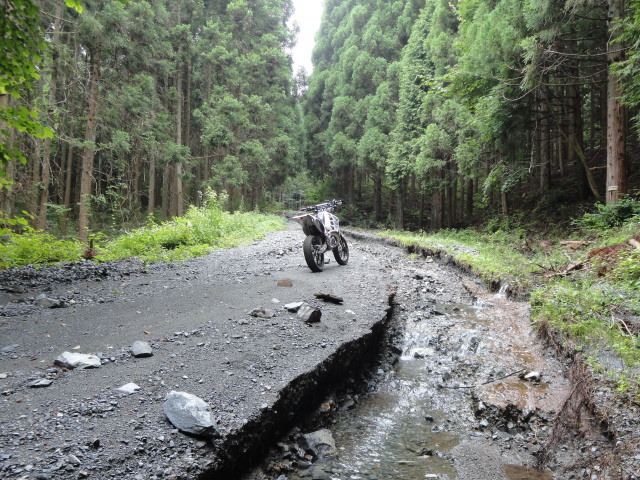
[2,0,640,240]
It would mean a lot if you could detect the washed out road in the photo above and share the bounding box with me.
[2,220,627,480]
[0,220,396,479]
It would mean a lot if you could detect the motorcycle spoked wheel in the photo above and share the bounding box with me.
[303,235,325,272]
[332,234,349,265]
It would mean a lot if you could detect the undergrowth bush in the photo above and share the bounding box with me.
[98,194,284,263]
[0,231,83,268]
[574,194,640,230]
[1,191,285,268]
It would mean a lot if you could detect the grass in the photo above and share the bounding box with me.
[0,195,285,268]
[384,227,549,292]
[379,208,640,396]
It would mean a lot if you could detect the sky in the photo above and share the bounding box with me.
[289,0,324,73]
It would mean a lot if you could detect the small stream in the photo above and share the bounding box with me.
[319,277,564,480]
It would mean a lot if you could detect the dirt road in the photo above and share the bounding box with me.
[0,222,634,479]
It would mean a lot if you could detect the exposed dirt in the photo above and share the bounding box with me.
[0,222,638,479]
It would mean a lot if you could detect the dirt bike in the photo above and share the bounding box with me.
[293,199,349,272]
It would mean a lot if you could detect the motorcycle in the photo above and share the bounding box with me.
[293,199,349,272]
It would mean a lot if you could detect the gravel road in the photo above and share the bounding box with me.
[1,220,638,480]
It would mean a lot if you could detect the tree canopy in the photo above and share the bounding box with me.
[2,0,639,237]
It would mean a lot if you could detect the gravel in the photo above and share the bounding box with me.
[1,220,638,480]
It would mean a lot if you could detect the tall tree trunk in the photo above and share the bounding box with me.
[539,91,551,191]
[465,179,473,221]
[148,154,156,215]
[78,45,101,242]
[175,65,184,217]
[35,0,64,230]
[0,94,14,219]
[606,0,627,204]
[61,38,80,235]
[373,171,382,221]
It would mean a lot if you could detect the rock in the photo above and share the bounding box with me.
[284,302,304,312]
[313,292,343,304]
[54,352,101,369]
[1,344,19,353]
[35,294,63,308]
[163,391,218,437]
[131,341,153,358]
[28,378,53,388]
[297,304,321,323]
[28,379,53,388]
[277,278,293,287]
[297,429,337,459]
[117,382,141,394]
[522,371,542,382]
[412,347,435,358]
[249,307,276,318]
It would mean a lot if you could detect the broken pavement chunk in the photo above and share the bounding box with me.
[297,304,322,323]
[284,302,304,312]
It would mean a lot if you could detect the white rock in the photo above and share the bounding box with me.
[118,382,141,394]
[163,391,218,437]
[54,352,101,369]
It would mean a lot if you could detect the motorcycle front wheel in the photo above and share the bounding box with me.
[333,234,349,265]
[303,235,325,272]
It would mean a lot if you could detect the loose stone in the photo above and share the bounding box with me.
[131,341,153,358]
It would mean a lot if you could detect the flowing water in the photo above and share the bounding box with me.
[325,274,566,480]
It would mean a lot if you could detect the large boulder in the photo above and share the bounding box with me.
[163,391,218,437]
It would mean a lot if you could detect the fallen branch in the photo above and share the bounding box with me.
[560,240,590,250]
[313,292,344,304]
[440,368,526,389]
[539,260,585,278]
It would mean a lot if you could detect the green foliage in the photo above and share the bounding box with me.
[531,278,640,368]
[0,190,284,267]
[98,193,285,263]
[574,195,640,230]
[0,231,83,269]
[383,226,540,290]
[614,251,640,290]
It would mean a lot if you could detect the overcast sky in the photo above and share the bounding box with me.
[289,0,324,73]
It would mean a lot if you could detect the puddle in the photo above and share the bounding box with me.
[503,464,553,479]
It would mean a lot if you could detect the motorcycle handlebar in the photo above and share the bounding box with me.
[299,199,344,212]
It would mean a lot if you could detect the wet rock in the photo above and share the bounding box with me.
[130,341,153,358]
[412,347,435,358]
[163,391,218,437]
[521,371,542,382]
[54,352,101,369]
[297,429,337,459]
[297,304,321,323]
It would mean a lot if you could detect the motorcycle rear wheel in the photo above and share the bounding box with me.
[303,235,325,272]
[333,234,349,265]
